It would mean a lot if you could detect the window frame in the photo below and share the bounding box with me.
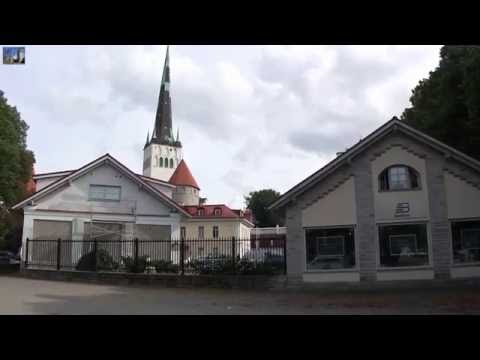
[198,226,204,240]
[450,219,480,266]
[376,221,432,270]
[88,184,122,202]
[378,164,421,192]
[213,207,222,216]
[303,225,358,273]
[213,225,219,239]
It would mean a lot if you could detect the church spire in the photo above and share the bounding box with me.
[144,130,150,148]
[151,46,176,146]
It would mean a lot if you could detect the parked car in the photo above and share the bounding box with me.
[0,251,20,265]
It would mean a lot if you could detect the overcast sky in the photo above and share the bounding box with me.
[0,45,441,208]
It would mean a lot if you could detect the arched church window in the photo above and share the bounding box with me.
[170,159,174,168]
[164,157,168,167]
[159,157,163,167]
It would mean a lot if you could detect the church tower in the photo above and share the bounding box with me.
[143,46,183,181]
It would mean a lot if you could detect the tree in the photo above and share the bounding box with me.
[0,90,35,250]
[244,189,284,227]
[401,46,480,160]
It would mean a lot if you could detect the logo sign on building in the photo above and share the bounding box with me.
[3,47,25,65]
[395,202,410,217]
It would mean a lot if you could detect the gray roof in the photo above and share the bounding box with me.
[147,46,181,148]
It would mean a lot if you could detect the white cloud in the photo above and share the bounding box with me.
[0,45,442,208]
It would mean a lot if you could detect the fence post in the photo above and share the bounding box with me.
[25,238,29,269]
[134,238,139,273]
[180,238,185,276]
[93,239,98,272]
[283,235,287,275]
[56,238,61,271]
[231,236,236,274]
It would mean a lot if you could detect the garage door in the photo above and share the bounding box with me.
[135,224,171,261]
[31,220,72,267]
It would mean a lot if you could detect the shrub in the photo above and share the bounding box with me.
[121,255,147,273]
[75,249,119,272]
[151,259,178,273]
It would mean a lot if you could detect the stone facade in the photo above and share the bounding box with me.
[280,125,480,283]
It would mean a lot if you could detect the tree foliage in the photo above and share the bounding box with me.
[244,189,284,227]
[401,46,480,160]
[0,90,35,250]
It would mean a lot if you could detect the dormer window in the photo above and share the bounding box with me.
[214,207,222,216]
[379,165,419,191]
[197,208,205,216]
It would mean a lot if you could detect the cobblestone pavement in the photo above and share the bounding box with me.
[1,276,480,314]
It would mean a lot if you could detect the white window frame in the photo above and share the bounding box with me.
[198,226,204,240]
[376,221,432,269]
[303,225,358,273]
[213,226,219,239]
[388,233,424,256]
[89,185,121,202]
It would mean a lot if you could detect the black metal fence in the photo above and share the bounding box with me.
[24,236,286,276]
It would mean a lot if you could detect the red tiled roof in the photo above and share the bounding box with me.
[169,159,200,189]
[183,204,253,222]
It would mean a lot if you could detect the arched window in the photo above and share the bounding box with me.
[169,158,174,168]
[164,157,168,167]
[379,165,419,191]
[159,157,163,167]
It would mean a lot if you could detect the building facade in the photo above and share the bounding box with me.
[270,118,480,283]
[13,46,253,268]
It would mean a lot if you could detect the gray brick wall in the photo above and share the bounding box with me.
[351,156,377,281]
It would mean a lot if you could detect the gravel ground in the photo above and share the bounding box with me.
[1,275,480,314]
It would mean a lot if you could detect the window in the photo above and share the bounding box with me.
[213,226,219,239]
[378,223,428,267]
[214,207,222,216]
[159,157,163,167]
[89,185,121,201]
[198,226,204,240]
[452,220,480,264]
[164,157,168,167]
[169,159,174,168]
[197,208,205,216]
[379,165,419,191]
[180,226,186,240]
[305,227,355,270]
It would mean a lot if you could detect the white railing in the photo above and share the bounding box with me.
[251,226,286,236]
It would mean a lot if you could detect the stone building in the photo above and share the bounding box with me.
[269,117,480,283]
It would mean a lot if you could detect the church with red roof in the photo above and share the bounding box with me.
[17,47,253,254]
[140,46,254,239]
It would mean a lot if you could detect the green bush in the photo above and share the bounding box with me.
[121,255,147,273]
[151,259,178,273]
[76,249,119,272]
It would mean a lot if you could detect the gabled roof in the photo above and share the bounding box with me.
[12,153,191,217]
[183,204,254,226]
[33,170,176,189]
[169,159,200,189]
[269,117,480,210]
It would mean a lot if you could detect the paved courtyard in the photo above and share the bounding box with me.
[1,275,480,314]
